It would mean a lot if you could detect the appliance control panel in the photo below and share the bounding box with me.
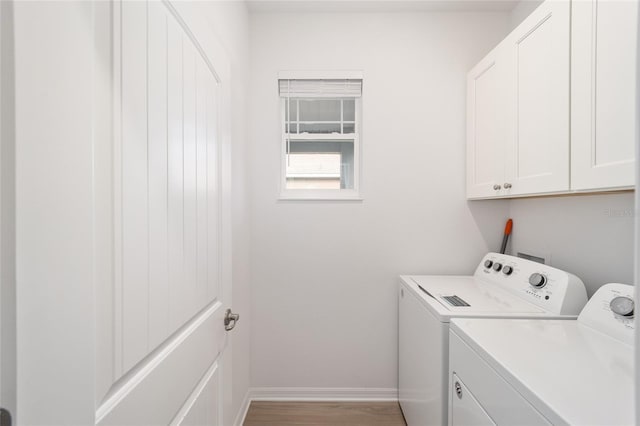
[578,283,634,345]
[474,253,588,315]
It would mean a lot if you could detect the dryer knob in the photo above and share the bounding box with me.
[484,260,493,269]
[503,266,513,275]
[492,263,502,272]
[529,273,547,288]
[610,296,634,318]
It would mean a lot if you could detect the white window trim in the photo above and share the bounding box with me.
[278,95,363,201]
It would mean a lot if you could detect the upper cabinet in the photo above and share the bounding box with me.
[467,0,637,199]
[571,0,638,190]
[504,0,570,196]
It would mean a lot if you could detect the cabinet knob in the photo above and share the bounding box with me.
[504,183,512,189]
[493,184,502,190]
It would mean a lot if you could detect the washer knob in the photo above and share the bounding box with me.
[492,263,502,272]
[484,260,493,269]
[529,273,547,288]
[610,296,634,318]
[503,265,513,276]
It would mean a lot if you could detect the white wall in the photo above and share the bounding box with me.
[248,11,510,392]
[508,193,635,296]
[508,0,543,30]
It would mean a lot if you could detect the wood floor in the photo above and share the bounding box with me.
[243,402,407,426]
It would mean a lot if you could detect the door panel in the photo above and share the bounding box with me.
[571,0,638,190]
[206,76,220,302]
[97,305,224,425]
[182,42,198,329]
[98,0,226,423]
[15,1,231,423]
[466,46,507,199]
[148,0,171,350]
[173,363,220,426]
[167,9,186,339]
[196,58,209,315]
[505,0,570,195]
[121,0,151,374]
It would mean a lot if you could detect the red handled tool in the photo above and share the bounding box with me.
[500,219,513,254]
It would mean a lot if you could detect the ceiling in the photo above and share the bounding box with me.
[246,0,522,13]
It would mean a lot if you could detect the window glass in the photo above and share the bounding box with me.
[299,123,341,134]
[342,123,355,134]
[284,101,298,121]
[299,99,341,122]
[343,99,355,121]
[286,140,354,190]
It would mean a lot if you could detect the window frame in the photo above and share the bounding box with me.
[279,92,362,201]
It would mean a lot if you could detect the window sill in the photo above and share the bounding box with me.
[278,191,363,202]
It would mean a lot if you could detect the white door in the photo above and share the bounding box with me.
[504,0,571,196]
[466,44,509,199]
[14,1,234,424]
[571,0,638,191]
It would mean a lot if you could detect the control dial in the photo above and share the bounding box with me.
[529,273,547,288]
[502,265,513,276]
[610,296,634,318]
[484,260,493,269]
[492,263,502,272]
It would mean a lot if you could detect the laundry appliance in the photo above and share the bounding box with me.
[448,283,634,425]
[398,252,588,426]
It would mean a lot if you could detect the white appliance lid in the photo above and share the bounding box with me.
[405,275,546,318]
[450,318,633,426]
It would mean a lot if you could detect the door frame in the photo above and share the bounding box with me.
[0,0,16,421]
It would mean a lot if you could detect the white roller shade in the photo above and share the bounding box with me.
[278,79,362,98]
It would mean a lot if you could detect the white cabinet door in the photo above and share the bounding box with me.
[571,0,638,190]
[466,45,509,199]
[504,0,571,196]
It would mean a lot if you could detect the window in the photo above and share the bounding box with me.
[279,77,362,200]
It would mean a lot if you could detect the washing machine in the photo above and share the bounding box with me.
[398,252,588,426]
[448,283,634,425]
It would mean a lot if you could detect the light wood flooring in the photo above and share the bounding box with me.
[243,401,407,426]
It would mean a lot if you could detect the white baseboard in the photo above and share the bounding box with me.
[233,387,399,424]
[248,387,398,402]
[233,389,252,426]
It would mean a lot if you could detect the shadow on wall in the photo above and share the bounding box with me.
[467,199,511,255]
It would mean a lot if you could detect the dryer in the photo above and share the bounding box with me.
[398,253,588,426]
[448,283,634,425]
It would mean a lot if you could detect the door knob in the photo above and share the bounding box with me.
[224,308,240,331]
